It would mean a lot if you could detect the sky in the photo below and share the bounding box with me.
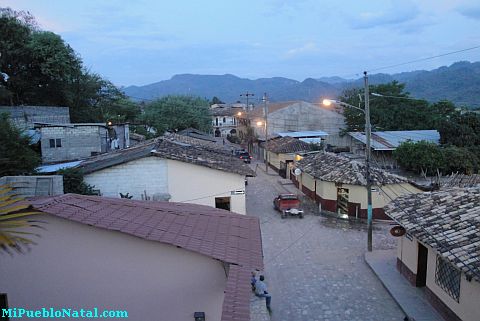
[3,0,480,86]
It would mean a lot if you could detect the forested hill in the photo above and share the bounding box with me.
[123,61,480,108]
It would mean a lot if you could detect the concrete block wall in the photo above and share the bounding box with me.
[1,106,70,129]
[0,175,64,198]
[84,157,169,200]
[41,126,107,163]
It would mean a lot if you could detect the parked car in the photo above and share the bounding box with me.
[237,151,252,164]
[273,194,304,219]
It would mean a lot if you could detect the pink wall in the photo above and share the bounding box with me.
[0,215,226,321]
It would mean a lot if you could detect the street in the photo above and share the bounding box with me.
[246,162,405,321]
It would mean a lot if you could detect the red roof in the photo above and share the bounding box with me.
[29,194,264,321]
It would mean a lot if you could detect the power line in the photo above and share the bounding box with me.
[367,45,480,73]
[176,188,245,203]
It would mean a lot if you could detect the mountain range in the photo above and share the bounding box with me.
[123,61,480,108]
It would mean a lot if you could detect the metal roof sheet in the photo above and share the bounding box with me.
[348,130,440,151]
[36,160,84,173]
[277,130,329,138]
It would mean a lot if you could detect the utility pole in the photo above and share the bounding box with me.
[263,93,268,173]
[240,92,254,111]
[364,71,373,252]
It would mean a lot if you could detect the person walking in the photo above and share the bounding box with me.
[255,275,272,312]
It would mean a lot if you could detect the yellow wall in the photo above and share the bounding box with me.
[315,179,337,200]
[425,244,480,321]
[167,160,247,214]
[302,172,315,191]
[267,151,295,170]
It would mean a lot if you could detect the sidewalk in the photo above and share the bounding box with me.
[365,250,445,321]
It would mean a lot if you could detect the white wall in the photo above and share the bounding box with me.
[167,160,247,214]
[84,157,169,200]
[0,215,226,321]
[397,236,419,273]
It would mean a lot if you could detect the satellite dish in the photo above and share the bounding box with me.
[294,168,302,176]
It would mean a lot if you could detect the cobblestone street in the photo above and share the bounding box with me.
[247,162,406,321]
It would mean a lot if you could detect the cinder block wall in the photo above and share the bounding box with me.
[41,126,107,163]
[0,176,64,197]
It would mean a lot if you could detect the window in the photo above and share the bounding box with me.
[435,255,461,302]
[49,138,62,148]
[215,197,231,211]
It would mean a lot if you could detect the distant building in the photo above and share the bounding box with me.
[293,152,421,219]
[347,130,440,168]
[277,130,329,144]
[1,194,263,321]
[385,187,480,321]
[210,105,245,137]
[247,101,347,148]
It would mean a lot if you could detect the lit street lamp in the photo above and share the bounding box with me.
[323,71,373,252]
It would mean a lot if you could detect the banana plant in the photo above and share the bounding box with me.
[0,185,44,255]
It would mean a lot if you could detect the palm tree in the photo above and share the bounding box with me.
[0,185,43,255]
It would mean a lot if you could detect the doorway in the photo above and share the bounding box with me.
[215,197,231,211]
[336,187,349,216]
[416,243,428,287]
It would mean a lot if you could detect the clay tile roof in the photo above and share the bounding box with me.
[210,106,244,117]
[297,152,407,186]
[261,136,312,154]
[78,135,255,177]
[29,194,264,321]
[384,187,480,281]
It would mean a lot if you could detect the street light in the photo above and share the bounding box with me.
[323,71,373,252]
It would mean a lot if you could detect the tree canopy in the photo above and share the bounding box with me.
[0,113,41,176]
[0,7,140,124]
[142,96,211,136]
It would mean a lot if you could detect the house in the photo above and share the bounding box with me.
[36,122,132,163]
[0,194,263,321]
[385,188,480,321]
[211,105,245,138]
[178,128,218,142]
[75,134,254,214]
[247,101,348,148]
[259,136,313,178]
[293,152,421,219]
[347,130,440,168]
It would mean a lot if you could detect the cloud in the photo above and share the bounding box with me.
[457,5,480,20]
[283,42,317,59]
[349,0,420,29]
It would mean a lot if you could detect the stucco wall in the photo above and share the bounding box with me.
[167,160,247,214]
[302,173,316,191]
[0,215,226,321]
[425,245,480,321]
[396,236,419,274]
[0,175,63,197]
[84,157,169,200]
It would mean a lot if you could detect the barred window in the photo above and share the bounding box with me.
[435,255,461,302]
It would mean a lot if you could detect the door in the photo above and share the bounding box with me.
[416,243,428,287]
[336,188,349,216]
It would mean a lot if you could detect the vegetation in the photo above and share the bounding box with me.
[58,168,97,195]
[0,113,41,176]
[0,7,140,123]
[0,185,43,255]
[141,95,211,135]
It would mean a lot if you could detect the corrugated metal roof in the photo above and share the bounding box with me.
[348,130,440,151]
[277,130,329,138]
[36,160,84,173]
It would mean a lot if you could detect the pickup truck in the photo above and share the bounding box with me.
[273,194,304,219]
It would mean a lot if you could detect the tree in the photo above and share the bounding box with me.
[338,81,451,132]
[142,95,211,135]
[0,113,41,176]
[393,141,445,175]
[58,168,97,195]
[438,112,480,147]
[211,96,224,105]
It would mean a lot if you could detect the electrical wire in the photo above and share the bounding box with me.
[367,45,480,73]
[176,188,245,203]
